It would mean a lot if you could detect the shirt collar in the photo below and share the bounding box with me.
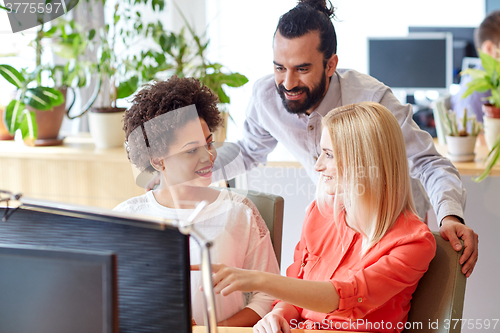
[312,71,342,117]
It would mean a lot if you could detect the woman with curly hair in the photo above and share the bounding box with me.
[113,76,279,327]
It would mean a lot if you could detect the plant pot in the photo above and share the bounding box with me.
[26,88,68,146]
[483,103,500,119]
[88,107,126,149]
[214,111,229,143]
[483,116,500,150]
[0,106,14,140]
[445,135,477,162]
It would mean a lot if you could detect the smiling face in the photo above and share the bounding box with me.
[273,30,338,115]
[315,127,340,195]
[156,118,216,189]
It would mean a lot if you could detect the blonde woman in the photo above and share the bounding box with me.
[204,102,436,333]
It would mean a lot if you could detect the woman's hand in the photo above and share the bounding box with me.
[253,310,291,333]
[211,264,262,296]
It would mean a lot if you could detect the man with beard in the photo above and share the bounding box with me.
[222,0,477,277]
[148,0,478,277]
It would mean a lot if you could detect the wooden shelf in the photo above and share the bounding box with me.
[0,134,143,210]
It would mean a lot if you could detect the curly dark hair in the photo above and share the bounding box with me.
[276,0,337,65]
[123,76,223,171]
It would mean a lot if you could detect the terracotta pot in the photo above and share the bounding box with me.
[26,88,68,146]
[88,107,126,149]
[482,104,500,119]
[0,106,14,140]
[214,111,229,143]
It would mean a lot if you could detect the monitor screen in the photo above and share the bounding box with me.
[0,244,117,333]
[0,201,191,333]
[408,26,477,83]
[368,33,453,93]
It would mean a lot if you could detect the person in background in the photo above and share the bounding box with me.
[451,10,500,122]
[203,102,436,333]
[113,76,279,327]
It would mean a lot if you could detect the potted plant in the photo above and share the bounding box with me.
[152,10,249,142]
[462,50,500,150]
[86,3,172,149]
[439,108,481,162]
[0,64,64,146]
[0,17,94,146]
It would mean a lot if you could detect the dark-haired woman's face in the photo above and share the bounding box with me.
[160,118,216,188]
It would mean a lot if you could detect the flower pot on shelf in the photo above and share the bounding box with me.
[26,88,69,146]
[0,106,14,140]
[483,104,500,150]
[88,107,126,149]
[445,135,478,162]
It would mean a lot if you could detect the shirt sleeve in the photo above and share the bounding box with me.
[213,82,279,184]
[330,229,437,318]
[377,88,467,223]
[240,201,281,318]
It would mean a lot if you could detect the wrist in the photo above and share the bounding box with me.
[440,215,464,228]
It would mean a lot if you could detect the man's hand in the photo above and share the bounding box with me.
[145,174,161,192]
[439,216,478,277]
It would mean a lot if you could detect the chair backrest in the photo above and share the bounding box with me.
[218,187,284,267]
[404,232,467,333]
[432,94,452,145]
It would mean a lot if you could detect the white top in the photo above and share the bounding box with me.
[113,189,280,324]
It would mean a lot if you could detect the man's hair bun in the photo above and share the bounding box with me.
[299,0,335,18]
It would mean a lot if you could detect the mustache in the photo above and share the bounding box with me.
[277,84,308,94]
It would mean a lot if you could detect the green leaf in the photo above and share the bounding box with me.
[0,64,25,88]
[19,109,38,144]
[117,77,139,99]
[480,51,498,76]
[473,133,500,182]
[217,86,230,104]
[4,100,26,134]
[461,68,487,80]
[25,87,64,111]
[218,72,249,87]
[88,29,96,40]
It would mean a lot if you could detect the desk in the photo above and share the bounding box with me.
[432,135,500,176]
[0,135,143,209]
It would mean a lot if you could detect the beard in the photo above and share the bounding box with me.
[276,71,327,115]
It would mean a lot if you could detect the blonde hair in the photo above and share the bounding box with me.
[318,102,416,255]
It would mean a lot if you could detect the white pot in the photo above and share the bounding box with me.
[88,109,126,149]
[445,135,477,162]
[483,116,500,150]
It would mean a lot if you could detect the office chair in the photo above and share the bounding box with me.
[215,187,284,267]
[404,232,467,333]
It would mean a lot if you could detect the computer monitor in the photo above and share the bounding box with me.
[408,26,478,83]
[368,33,453,94]
[0,200,192,333]
[0,244,117,333]
[486,0,500,14]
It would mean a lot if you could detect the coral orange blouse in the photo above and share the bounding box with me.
[283,201,436,333]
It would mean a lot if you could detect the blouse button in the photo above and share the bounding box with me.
[358,298,363,303]
[309,125,314,130]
